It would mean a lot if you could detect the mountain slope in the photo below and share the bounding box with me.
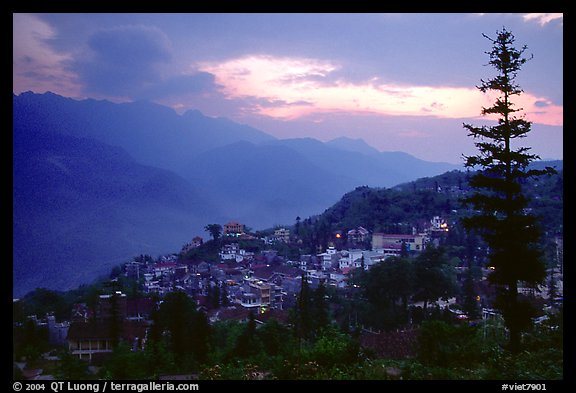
[326,136,381,156]
[14,92,462,226]
[184,141,360,228]
[13,125,217,297]
[264,138,460,188]
[307,164,563,237]
[13,91,275,174]
[13,92,468,295]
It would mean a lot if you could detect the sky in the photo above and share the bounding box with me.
[13,13,563,164]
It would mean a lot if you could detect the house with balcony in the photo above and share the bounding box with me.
[318,246,341,271]
[347,226,370,244]
[66,292,148,362]
[223,221,245,237]
[67,320,148,362]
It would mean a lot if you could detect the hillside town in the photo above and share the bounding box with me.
[14,215,564,378]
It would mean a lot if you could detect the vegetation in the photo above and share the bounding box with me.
[461,28,556,352]
[204,224,222,242]
[14,162,562,380]
[14,159,562,380]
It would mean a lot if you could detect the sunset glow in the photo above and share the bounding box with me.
[201,55,563,126]
[13,13,562,163]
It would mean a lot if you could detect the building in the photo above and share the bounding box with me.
[67,320,148,361]
[317,246,341,271]
[362,250,387,269]
[237,279,274,313]
[96,292,127,321]
[224,221,245,237]
[273,228,290,243]
[234,270,287,312]
[338,249,364,270]
[372,233,426,254]
[219,243,254,262]
[47,314,70,346]
[67,292,148,361]
[347,226,370,244]
[180,236,204,254]
[192,236,203,248]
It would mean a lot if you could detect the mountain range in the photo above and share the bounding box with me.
[13,91,461,297]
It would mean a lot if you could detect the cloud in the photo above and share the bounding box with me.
[13,14,80,96]
[515,96,563,126]
[73,25,173,96]
[199,54,563,126]
[523,13,563,26]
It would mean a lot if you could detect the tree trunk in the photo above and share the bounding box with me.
[508,281,521,353]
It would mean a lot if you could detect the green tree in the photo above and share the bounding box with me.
[20,288,71,321]
[55,351,90,380]
[292,274,313,341]
[310,326,359,368]
[295,216,301,237]
[413,246,457,315]
[462,28,555,352]
[360,256,414,329]
[100,342,149,380]
[232,311,261,359]
[364,257,414,312]
[204,224,222,242]
[292,277,331,340]
[258,318,292,357]
[220,283,230,307]
[461,267,481,320]
[13,318,49,362]
[143,338,176,379]
[153,291,211,366]
[109,292,123,349]
[418,320,483,368]
[312,279,330,333]
[207,282,221,310]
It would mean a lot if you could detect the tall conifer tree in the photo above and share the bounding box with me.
[462,28,555,352]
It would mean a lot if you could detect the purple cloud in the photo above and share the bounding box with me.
[73,25,173,96]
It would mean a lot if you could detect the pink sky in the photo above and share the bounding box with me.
[13,13,563,163]
[200,54,563,126]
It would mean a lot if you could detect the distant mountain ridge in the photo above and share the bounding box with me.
[263,137,459,188]
[13,123,216,297]
[14,91,464,296]
[14,91,275,174]
[326,136,381,156]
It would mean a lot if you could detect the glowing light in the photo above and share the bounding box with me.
[199,55,563,126]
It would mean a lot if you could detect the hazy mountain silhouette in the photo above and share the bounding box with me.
[326,136,381,156]
[264,138,459,189]
[13,122,217,297]
[13,91,275,174]
[13,92,462,295]
[183,141,361,228]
